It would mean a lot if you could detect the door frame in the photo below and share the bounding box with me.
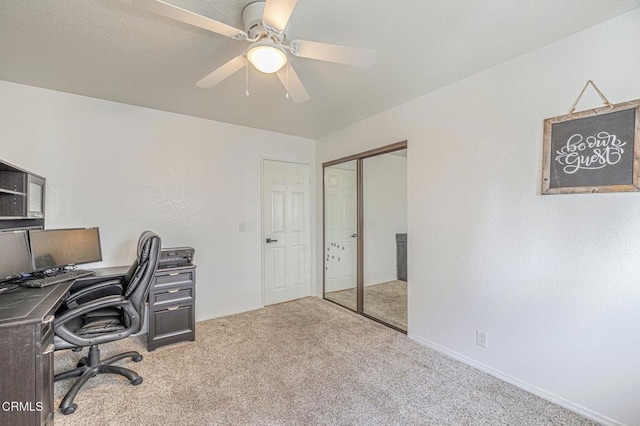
[261,157,313,307]
[322,140,408,333]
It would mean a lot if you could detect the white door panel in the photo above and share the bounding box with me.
[263,160,311,305]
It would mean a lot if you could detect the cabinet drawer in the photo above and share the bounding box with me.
[154,269,194,289]
[150,286,194,307]
[148,304,195,350]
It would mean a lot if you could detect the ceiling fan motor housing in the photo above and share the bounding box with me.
[242,1,289,42]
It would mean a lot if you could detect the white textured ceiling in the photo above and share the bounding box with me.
[1,1,639,138]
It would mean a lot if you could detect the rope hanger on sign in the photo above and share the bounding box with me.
[567,80,614,117]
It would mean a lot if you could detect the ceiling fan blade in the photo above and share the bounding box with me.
[276,64,310,103]
[262,0,298,33]
[196,55,247,88]
[289,40,377,68]
[134,0,247,40]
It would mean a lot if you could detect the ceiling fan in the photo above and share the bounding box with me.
[134,0,378,103]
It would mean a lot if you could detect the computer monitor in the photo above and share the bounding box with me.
[0,230,34,283]
[29,228,102,271]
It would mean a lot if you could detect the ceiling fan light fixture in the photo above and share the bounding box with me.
[247,40,287,74]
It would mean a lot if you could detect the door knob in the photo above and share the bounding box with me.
[266,238,278,243]
[351,234,357,238]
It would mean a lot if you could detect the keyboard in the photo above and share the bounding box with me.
[20,270,95,288]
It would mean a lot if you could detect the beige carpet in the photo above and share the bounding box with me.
[325,280,407,330]
[54,297,594,425]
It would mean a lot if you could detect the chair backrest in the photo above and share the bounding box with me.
[122,231,161,321]
[54,231,162,349]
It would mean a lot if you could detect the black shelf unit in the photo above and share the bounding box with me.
[0,159,45,231]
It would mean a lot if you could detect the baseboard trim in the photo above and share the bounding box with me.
[196,304,264,322]
[407,333,624,426]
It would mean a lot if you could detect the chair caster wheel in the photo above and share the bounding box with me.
[132,355,143,362]
[131,377,143,386]
[61,404,77,415]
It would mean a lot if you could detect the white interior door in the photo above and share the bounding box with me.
[324,163,357,293]
[263,160,311,305]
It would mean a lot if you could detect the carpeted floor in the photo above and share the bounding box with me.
[53,297,594,426]
[325,280,407,330]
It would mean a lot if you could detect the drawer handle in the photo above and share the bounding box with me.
[42,344,55,355]
[167,306,181,311]
[167,289,180,294]
[43,315,54,324]
[168,272,180,276]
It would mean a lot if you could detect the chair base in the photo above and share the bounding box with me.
[54,345,143,415]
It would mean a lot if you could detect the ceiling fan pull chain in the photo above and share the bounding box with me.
[245,63,250,97]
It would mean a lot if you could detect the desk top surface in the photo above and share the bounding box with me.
[0,266,130,328]
[92,265,130,278]
[0,281,73,327]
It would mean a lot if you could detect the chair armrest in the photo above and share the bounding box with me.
[54,295,126,327]
[64,279,124,309]
[54,295,143,348]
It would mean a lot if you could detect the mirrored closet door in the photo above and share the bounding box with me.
[362,149,407,330]
[323,160,358,311]
[323,142,407,332]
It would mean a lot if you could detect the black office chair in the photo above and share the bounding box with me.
[53,231,161,415]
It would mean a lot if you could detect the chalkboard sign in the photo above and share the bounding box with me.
[542,100,640,194]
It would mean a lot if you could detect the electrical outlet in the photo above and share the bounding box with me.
[476,330,488,348]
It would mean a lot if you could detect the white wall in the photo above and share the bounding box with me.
[363,153,407,285]
[316,9,640,426]
[0,81,315,321]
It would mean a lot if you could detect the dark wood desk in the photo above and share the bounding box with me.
[0,264,196,425]
[0,281,73,426]
[0,267,128,426]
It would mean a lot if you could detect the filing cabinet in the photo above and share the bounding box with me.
[147,265,196,351]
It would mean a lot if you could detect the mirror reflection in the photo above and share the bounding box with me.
[323,160,358,310]
[362,149,407,330]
